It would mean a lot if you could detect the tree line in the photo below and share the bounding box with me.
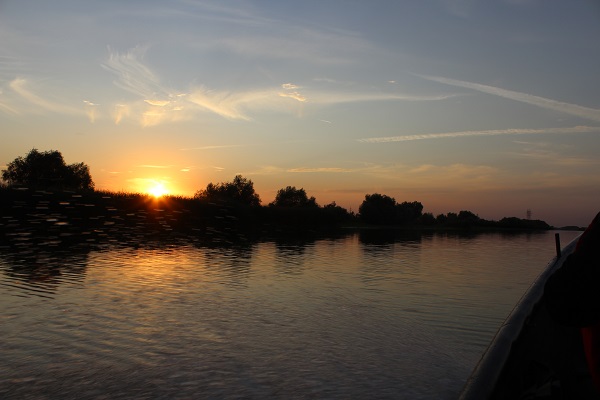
[1,149,550,230]
[2,149,93,191]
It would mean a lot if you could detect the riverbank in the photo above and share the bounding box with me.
[0,187,575,250]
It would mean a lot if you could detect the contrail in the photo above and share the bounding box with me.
[416,74,600,122]
[358,126,600,143]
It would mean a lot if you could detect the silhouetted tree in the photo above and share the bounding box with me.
[322,201,352,224]
[194,175,261,207]
[456,210,480,227]
[1,149,94,191]
[420,212,436,225]
[458,210,479,221]
[270,186,317,208]
[396,201,423,224]
[358,193,397,225]
[64,162,94,191]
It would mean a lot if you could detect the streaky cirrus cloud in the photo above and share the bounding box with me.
[358,126,600,143]
[136,164,174,169]
[102,46,307,122]
[179,144,249,151]
[9,78,83,115]
[279,91,307,102]
[0,99,19,114]
[309,91,456,105]
[287,167,352,173]
[358,162,564,194]
[405,163,499,189]
[511,149,599,167]
[507,140,600,168]
[103,47,188,126]
[144,99,171,106]
[417,74,600,122]
[188,81,311,120]
[186,87,263,120]
[400,162,597,194]
[102,46,164,98]
[102,47,457,124]
[187,84,452,120]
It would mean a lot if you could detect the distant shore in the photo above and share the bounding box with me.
[0,187,582,251]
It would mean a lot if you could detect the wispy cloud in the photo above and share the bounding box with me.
[417,74,600,122]
[186,87,255,120]
[354,152,600,196]
[408,163,496,176]
[187,83,314,120]
[358,126,600,143]
[0,99,19,114]
[317,161,505,191]
[179,144,249,151]
[287,167,352,173]
[282,83,300,90]
[310,91,455,105]
[279,83,307,103]
[113,104,130,124]
[279,78,457,107]
[83,100,99,122]
[9,78,82,115]
[512,149,597,167]
[144,99,171,106]
[398,162,586,193]
[102,46,192,126]
[509,141,600,168]
[247,164,357,176]
[252,165,366,175]
[102,46,163,98]
[99,47,457,124]
[245,165,286,176]
[136,164,174,169]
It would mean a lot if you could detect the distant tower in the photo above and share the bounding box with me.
[526,209,532,220]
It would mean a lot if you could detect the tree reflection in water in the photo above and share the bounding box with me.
[0,247,89,297]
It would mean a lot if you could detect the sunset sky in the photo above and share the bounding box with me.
[1,1,599,226]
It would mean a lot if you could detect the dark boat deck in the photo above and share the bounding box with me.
[459,236,600,399]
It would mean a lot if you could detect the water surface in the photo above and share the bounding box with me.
[0,230,581,399]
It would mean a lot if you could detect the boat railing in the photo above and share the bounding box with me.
[458,234,581,400]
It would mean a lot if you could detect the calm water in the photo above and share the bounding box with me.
[0,230,581,399]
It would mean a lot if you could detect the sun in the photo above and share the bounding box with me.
[148,182,169,198]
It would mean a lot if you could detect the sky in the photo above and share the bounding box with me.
[1,0,599,227]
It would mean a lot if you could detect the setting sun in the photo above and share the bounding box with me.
[148,181,169,198]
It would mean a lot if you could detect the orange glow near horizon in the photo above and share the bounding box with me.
[147,181,169,198]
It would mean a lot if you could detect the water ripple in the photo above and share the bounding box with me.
[0,230,582,399]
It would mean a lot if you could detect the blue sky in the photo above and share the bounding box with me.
[1,0,599,226]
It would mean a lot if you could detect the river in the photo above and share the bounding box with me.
[0,229,581,399]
